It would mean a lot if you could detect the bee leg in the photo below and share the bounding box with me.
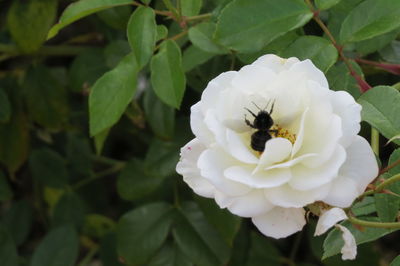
[244,115,256,128]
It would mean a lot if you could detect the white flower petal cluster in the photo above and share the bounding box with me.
[315,208,357,260]
[176,54,378,239]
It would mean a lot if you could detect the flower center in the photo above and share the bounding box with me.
[271,125,296,144]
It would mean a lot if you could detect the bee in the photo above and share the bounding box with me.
[244,101,278,152]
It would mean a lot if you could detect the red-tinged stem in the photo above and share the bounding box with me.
[379,158,400,175]
[355,58,400,75]
[304,0,372,92]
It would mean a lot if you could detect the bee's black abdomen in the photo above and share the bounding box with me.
[251,130,272,152]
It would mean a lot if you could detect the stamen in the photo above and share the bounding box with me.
[271,125,296,144]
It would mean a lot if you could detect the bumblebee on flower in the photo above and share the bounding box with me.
[176,54,378,259]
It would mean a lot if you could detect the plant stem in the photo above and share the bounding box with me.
[73,163,125,190]
[0,43,96,57]
[371,128,380,156]
[78,246,99,266]
[380,158,400,175]
[186,13,212,21]
[348,215,400,229]
[304,0,371,92]
[132,1,171,16]
[155,29,188,50]
[360,173,400,198]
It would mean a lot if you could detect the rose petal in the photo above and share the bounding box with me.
[289,146,346,191]
[226,129,258,164]
[214,189,274,217]
[232,64,276,94]
[338,136,378,194]
[300,114,343,168]
[322,176,359,208]
[335,224,357,260]
[265,183,331,208]
[291,108,309,158]
[197,147,251,196]
[314,208,348,236]
[255,138,293,171]
[190,103,214,145]
[252,207,306,239]
[253,54,300,73]
[289,59,329,89]
[330,90,362,148]
[176,139,215,198]
[225,166,291,188]
[201,71,236,111]
[264,153,317,170]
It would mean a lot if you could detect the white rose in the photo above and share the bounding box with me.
[176,54,378,239]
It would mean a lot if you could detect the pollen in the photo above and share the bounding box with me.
[271,125,296,144]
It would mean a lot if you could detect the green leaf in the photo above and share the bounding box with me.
[322,219,397,259]
[69,49,109,92]
[246,232,281,266]
[189,22,229,54]
[388,149,400,175]
[157,25,169,41]
[143,88,175,139]
[182,45,214,72]
[7,0,57,53]
[0,224,18,266]
[355,28,400,56]
[48,0,135,39]
[380,40,400,64]
[66,134,92,178]
[31,226,79,266]
[282,36,338,72]
[97,6,132,30]
[195,197,241,246]
[52,192,85,228]
[100,233,123,266]
[127,6,157,68]
[24,65,69,129]
[340,0,400,43]
[94,129,110,155]
[326,61,363,99]
[145,139,180,177]
[375,193,399,222]
[0,171,12,202]
[386,134,400,146]
[89,53,139,136]
[2,200,33,246]
[0,88,11,123]
[0,111,29,173]
[391,255,400,266]
[117,159,165,201]
[358,86,400,145]
[215,0,312,53]
[82,214,115,239]
[173,202,230,266]
[150,40,186,109]
[315,0,342,10]
[104,40,131,68]
[29,148,69,188]
[237,30,298,64]
[148,242,193,266]
[181,0,202,16]
[117,203,174,265]
[351,196,376,216]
